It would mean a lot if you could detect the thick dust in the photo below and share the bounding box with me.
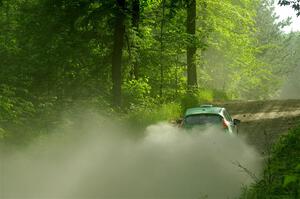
[0,114,262,199]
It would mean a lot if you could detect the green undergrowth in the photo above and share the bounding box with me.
[124,88,228,131]
[240,126,300,199]
[125,102,182,131]
[0,87,229,146]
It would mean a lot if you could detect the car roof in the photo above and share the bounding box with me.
[184,106,223,117]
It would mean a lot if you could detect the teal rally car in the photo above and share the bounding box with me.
[182,105,241,134]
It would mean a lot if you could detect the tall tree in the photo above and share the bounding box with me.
[112,0,126,107]
[131,0,140,79]
[160,0,166,97]
[186,0,197,88]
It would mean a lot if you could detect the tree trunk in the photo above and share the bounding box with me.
[112,0,126,107]
[131,0,140,79]
[160,0,166,97]
[186,0,197,88]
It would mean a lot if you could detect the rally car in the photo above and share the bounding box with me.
[182,105,240,134]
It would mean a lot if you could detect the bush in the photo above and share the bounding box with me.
[122,78,152,109]
[0,85,35,124]
[126,102,182,130]
[212,89,230,101]
[241,126,300,199]
[181,88,214,112]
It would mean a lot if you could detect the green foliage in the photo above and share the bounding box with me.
[200,0,298,100]
[240,126,300,199]
[0,127,7,139]
[181,92,200,112]
[122,78,152,109]
[197,89,214,103]
[0,85,35,124]
[180,88,229,112]
[126,103,182,130]
[0,0,299,144]
[212,89,230,101]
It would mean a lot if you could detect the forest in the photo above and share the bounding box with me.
[0,0,300,198]
[0,0,299,142]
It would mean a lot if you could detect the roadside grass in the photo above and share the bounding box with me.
[240,126,300,199]
[125,102,182,131]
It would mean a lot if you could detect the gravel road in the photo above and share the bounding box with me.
[220,100,300,153]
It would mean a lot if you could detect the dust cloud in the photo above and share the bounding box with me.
[0,113,262,199]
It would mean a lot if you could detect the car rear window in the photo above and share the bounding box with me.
[184,114,222,126]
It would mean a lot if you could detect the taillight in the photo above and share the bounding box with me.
[222,119,228,129]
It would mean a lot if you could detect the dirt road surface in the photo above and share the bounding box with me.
[220,100,300,153]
